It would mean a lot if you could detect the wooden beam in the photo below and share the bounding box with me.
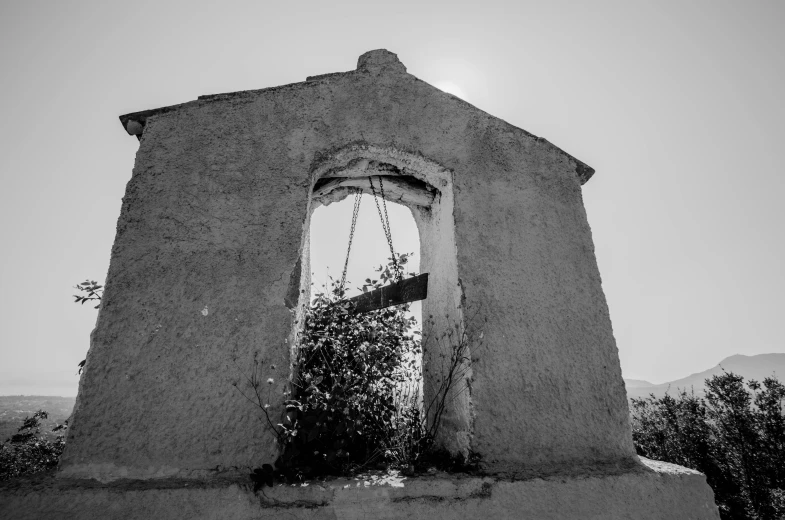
[347,273,429,314]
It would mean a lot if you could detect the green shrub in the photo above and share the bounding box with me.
[631,373,785,520]
[0,411,67,481]
[238,253,481,487]
[238,254,423,483]
[280,269,421,476]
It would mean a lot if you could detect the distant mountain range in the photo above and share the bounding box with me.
[624,354,785,401]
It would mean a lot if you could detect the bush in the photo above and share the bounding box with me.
[0,410,68,481]
[280,273,421,476]
[237,253,482,487]
[238,254,424,483]
[631,373,785,520]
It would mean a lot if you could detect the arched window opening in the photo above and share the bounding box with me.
[279,147,471,478]
[283,182,425,474]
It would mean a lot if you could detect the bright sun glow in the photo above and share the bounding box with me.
[433,81,468,101]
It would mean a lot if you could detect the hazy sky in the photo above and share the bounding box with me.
[1,0,783,396]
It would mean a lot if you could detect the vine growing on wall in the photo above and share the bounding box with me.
[72,279,103,374]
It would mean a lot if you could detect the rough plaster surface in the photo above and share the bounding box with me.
[0,458,720,519]
[63,49,633,480]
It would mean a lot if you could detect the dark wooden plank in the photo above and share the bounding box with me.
[347,273,429,314]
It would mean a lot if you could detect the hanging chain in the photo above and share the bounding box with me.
[340,188,363,292]
[368,176,402,282]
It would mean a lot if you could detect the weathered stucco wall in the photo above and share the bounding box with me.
[452,125,634,470]
[61,49,632,480]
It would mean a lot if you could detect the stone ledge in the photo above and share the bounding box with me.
[1,457,719,519]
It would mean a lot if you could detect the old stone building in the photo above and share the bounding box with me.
[0,50,719,519]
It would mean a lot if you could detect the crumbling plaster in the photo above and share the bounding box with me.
[60,49,631,481]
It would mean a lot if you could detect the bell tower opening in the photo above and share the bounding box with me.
[287,145,472,465]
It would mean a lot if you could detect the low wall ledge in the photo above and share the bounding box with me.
[1,457,719,519]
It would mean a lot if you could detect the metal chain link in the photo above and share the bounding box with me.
[368,176,402,282]
[340,188,363,292]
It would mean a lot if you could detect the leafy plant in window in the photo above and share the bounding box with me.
[237,253,485,488]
